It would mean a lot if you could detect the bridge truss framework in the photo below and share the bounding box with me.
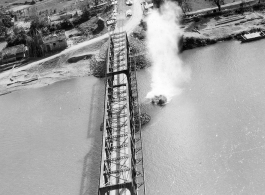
[98,31,146,195]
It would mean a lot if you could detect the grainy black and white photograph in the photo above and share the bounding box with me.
[1,0,265,194]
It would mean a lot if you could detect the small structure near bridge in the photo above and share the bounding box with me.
[43,31,67,52]
[0,44,28,65]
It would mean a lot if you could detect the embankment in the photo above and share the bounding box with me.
[182,28,264,50]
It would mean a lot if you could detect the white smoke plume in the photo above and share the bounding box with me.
[146,1,190,101]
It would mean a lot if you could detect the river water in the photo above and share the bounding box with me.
[1,40,265,195]
[138,40,265,195]
[0,77,105,195]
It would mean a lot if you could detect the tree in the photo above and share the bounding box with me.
[93,18,104,34]
[6,26,31,47]
[60,19,74,30]
[210,0,224,11]
[81,8,90,20]
[30,16,48,30]
[0,21,7,37]
[29,16,47,57]
[2,15,13,28]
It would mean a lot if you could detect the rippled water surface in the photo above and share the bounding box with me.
[0,77,104,195]
[138,40,265,195]
[1,40,265,195]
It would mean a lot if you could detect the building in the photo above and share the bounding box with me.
[1,44,28,64]
[10,5,36,21]
[43,31,67,52]
[59,13,73,20]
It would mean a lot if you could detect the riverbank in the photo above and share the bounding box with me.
[0,38,108,96]
[0,0,144,95]
[133,3,265,50]
[2,3,265,96]
[182,8,265,49]
[0,34,151,96]
[0,25,260,96]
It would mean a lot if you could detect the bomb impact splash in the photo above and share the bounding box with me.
[146,0,190,105]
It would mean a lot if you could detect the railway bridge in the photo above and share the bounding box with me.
[98,31,146,195]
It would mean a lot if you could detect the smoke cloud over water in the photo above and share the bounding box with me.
[146,1,190,101]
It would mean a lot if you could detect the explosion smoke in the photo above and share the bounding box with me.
[146,1,190,102]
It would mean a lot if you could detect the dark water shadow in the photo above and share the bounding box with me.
[79,131,102,195]
[79,78,105,195]
[87,79,105,139]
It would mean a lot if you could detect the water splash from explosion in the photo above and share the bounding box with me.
[146,1,190,102]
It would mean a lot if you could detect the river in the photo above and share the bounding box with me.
[1,40,265,194]
[0,77,105,195]
[138,40,265,195]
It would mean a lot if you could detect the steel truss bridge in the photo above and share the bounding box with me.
[98,31,146,195]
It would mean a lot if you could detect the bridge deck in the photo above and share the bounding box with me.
[99,32,133,195]
[99,31,145,195]
[99,73,132,195]
[107,32,128,75]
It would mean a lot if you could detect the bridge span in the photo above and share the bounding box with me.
[98,31,146,195]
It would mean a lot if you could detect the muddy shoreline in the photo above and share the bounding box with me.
[1,17,265,96]
[0,31,261,97]
[182,28,264,50]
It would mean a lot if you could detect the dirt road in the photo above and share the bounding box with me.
[0,0,143,81]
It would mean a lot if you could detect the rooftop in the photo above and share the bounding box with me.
[1,44,26,58]
[9,5,31,12]
[43,32,66,43]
